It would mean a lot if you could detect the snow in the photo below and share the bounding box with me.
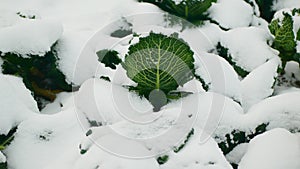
[220,27,279,72]
[225,143,248,165]
[208,0,254,29]
[73,143,159,169]
[1,0,300,169]
[178,79,205,93]
[214,91,300,143]
[0,151,6,163]
[4,108,85,169]
[74,78,153,126]
[195,52,242,102]
[274,61,300,95]
[239,128,300,169]
[181,22,223,52]
[41,92,73,114]
[77,128,233,169]
[241,58,279,111]
[272,0,300,11]
[0,17,63,56]
[166,92,244,142]
[245,91,300,132]
[0,75,39,135]
[172,0,184,5]
[161,130,233,169]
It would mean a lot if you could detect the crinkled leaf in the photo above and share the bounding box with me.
[269,13,297,67]
[122,32,195,97]
[269,18,280,35]
[97,49,122,69]
[138,0,216,23]
[270,13,296,54]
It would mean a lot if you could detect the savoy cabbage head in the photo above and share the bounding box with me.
[122,32,195,110]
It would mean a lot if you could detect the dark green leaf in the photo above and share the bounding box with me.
[157,155,169,165]
[0,45,72,109]
[122,32,195,99]
[254,0,276,22]
[139,0,216,23]
[97,49,122,70]
[269,12,297,68]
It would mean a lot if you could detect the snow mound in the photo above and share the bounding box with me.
[5,109,85,169]
[225,143,248,165]
[241,58,279,111]
[239,128,300,169]
[166,92,244,142]
[161,130,233,169]
[75,78,153,126]
[0,9,20,28]
[73,142,159,169]
[0,18,63,56]
[220,27,278,72]
[272,0,300,11]
[181,23,223,52]
[208,0,254,29]
[195,52,242,102]
[0,75,39,135]
[245,91,300,132]
[78,128,232,169]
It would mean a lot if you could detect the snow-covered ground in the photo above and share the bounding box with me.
[0,0,300,169]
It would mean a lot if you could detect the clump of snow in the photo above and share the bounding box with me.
[54,31,90,85]
[212,91,300,142]
[161,129,233,169]
[220,27,279,72]
[4,108,85,169]
[274,61,300,95]
[208,0,254,29]
[0,151,6,163]
[181,22,223,53]
[225,143,248,165]
[178,79,205,93]
[195,52,242,102]
[172,0,184,5]
[166,92,244,142]
[75,78,153,126]
[245,91,300,132]
[41,92,73,114]
[0,9,20,28]
[212,91,300,143]
[239,128,300,169]
[0,18,63,56]
[0,75,39,135]
[272,0,300,11]
[241,58,279,111]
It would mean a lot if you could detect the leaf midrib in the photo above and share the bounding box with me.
[156,39,162,89]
